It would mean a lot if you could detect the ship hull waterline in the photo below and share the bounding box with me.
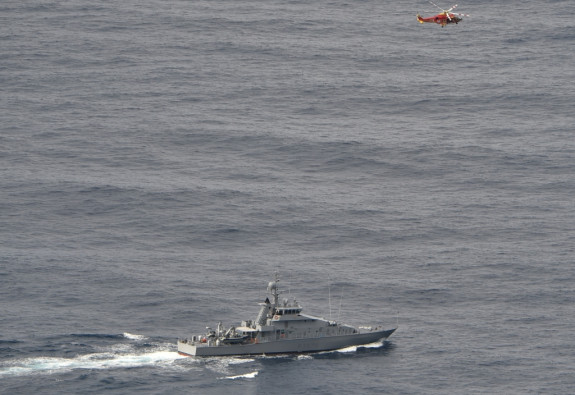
[178,328,396,357]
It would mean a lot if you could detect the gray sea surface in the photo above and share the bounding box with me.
[1,0,574,393]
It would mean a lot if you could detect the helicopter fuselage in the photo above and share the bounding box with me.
[417,12,463,26]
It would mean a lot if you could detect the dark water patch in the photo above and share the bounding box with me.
[69,334,125,340]
[0,339,23,345]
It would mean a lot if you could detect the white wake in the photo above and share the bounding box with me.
[333,340,385,354]
[223,371,259,380]
[0,351,186,377]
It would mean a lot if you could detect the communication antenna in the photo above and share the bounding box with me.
[337,286,344,322]
[328,276,332,320]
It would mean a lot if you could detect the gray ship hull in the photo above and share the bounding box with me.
[178,328,395,357]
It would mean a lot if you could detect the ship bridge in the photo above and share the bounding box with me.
[274,306,302,316]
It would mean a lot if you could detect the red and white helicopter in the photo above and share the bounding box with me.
[417,2,469,27]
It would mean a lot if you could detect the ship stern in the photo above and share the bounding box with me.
[177,339,198,357]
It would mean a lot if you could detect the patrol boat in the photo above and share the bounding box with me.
[177,276,396,357]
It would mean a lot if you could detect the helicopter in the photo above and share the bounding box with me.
[417,2,469,27]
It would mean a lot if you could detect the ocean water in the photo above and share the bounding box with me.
[1,0,574,393]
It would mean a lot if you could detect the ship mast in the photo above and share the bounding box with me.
[267,273,280,307]
[255,274,281,327]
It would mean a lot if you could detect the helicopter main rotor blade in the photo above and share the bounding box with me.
[428,0,445,12]
[447,4,458,12]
